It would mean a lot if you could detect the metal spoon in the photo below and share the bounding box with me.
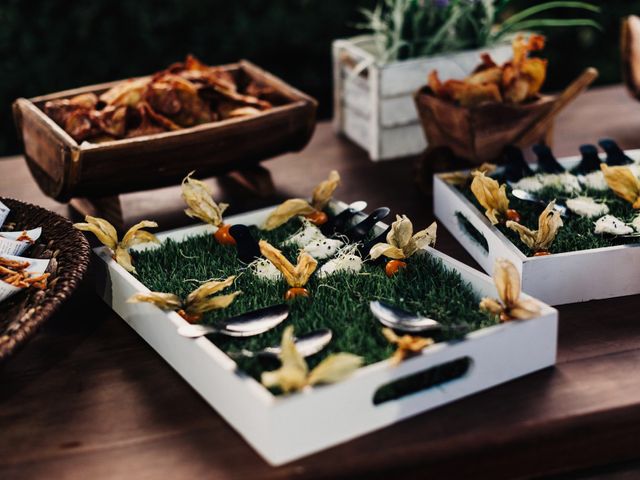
[320,200,367,236]
[344,207,390,243]
[510,189,569,217]
[228,329,333,359]
[177,304,289,338]
[370,300,441,333]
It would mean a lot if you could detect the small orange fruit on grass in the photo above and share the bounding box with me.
[505,209,521,223]
[304,211,328,226]
[385,260,407,277]
[214,224,236,245]
[285,287,310,300]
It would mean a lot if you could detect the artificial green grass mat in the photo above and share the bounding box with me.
[460,184,640,255]
[132,218,497,387]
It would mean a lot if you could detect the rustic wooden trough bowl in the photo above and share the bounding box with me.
[414,87,555,165]
[0,198,90,361]
[12,60,317,204]
[414,67,598,166]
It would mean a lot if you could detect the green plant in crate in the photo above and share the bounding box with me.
[356,0,601,63]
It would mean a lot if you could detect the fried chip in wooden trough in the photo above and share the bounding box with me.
[44,55,277,142]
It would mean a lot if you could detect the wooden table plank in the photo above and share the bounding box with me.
[2,84,640,479]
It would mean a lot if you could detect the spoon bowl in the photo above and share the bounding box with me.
[370,300,440,333]
[177,304,289,338]
[230,329,333,359]
[511,189,569,217]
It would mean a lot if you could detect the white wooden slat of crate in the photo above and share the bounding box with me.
[434,149,640,305]
[95,201,558,465]
[333,37,513,161]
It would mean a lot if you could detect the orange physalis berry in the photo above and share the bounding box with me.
[214,223,236,245]
[505,209,521,223]
[385,260,407,277]
[533,250,551,256]
[284,287,310,301]
[305,211,328,226]
[177,309,202,324]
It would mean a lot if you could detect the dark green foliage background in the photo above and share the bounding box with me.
[0,0,633,155]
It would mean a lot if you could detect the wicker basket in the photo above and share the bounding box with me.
[0,198,90,360]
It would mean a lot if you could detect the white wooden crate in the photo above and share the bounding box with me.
[434,149,640,306]
[332,37,512,161]
[93,202,558,465]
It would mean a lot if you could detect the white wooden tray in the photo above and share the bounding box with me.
[93,202,558,465]
[434,149,640,306]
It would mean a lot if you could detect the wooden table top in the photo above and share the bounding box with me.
[2,84,640,480]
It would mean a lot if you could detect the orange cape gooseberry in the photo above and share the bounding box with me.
[214,223,236,245]
[304,211,328,226]
[385,260,407,277]
[285,287,310,300]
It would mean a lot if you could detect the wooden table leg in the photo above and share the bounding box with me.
[224,165,275,198]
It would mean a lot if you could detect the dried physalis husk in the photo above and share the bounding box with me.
[128,292,183,311]
[440,163,496,186]
[181,171,228,226]
[370,215,437,260]
[262,199,315,231]
[261,326,363,393]
[470,170,509,224]
[262,171,341,230]
[127,276,240,321]
[184,276,241,314]
[506,201,563,253]
[479,258,541,322]
[74,216,159,273]
[382,328,434,366]
[115,221,160,273]
[600,164,640,209]
[73,216,118,250]
[311,170,341,210]
[258,240,317,288]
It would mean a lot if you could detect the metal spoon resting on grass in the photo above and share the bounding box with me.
[228,329,333,359]
[177,304,289,338]
[370,301,468,334]
[510,189,570,217]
